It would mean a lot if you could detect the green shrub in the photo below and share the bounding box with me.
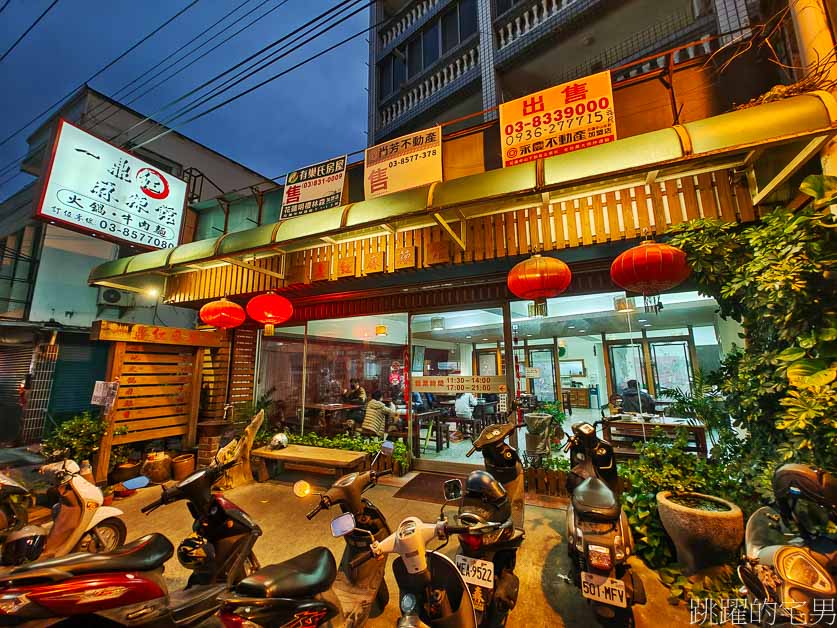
[42,411,128,471]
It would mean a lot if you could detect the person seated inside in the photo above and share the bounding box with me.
[454,391,478,419]
[423,392,437,408]
[343,378,367,404]
[620,379,655,414]
[362,390,398,438]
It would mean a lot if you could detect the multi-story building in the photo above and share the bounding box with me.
[367,0,757,144]
[0,86,273,443]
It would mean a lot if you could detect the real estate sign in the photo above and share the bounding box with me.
[364,125,442,199]
[499,70,616,167]
[280,155,347,219]
[36,119,187,249]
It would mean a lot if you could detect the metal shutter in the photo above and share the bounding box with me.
[0,344,33,441]
[48,340,108,419]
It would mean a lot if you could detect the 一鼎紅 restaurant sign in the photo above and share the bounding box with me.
[280,155,347,219]
[364,126,442,199]
[499,70,616,167]
[35,119,187,249]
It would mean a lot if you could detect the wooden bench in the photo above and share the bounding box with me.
[602,419,708,459]
[251,445,368,480]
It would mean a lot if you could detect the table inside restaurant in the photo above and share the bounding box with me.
[304,402,362,434]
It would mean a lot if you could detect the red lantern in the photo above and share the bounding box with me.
[507,254,572,305]
[246,292,293,336]
[610,241,690,295]
[199,297,245,329]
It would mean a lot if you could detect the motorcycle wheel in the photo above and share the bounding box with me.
[370,580,389,618]
[598,607,634,628]
[75,517,127,553]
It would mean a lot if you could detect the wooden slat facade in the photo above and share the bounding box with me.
[165,169,753,305]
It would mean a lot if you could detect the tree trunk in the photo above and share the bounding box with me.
[214,410,264,490]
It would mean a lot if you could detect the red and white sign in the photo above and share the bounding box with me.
[364,126,442,199]
[36,119,187,249]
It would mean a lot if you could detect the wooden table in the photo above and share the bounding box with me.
[601,417,708,459]
[252,445,367,479]
[304,403,361,434]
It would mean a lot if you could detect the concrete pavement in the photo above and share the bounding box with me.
[115,478,690,627]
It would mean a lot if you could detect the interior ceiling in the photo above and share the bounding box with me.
[412,298,718,343]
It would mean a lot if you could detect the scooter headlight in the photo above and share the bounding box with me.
[776,547,835,595]
[613,534,625,561]
[575,528,584,551]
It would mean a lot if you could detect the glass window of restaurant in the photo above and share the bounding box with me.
[510,290,731,422]
[410,307,507,465]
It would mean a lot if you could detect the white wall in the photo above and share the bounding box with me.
[559,335,606,395]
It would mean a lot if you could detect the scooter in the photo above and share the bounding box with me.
[738,463,836,627]
[217,442,394,627]
[0,457,261,626]
[467,420,524,528]
[0,473,30,539]
[450,472,522,628]
[345,479,504,628]
[563,421,645,627]
[1,460,126,566]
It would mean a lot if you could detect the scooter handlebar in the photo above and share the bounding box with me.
[373,469,392,479]
[141,498,163,514]
[349,550,375,569]
[306,502,325,520]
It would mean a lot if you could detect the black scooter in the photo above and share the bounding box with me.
[738,463,836,627]
[217,442,394,627]
[564,421,644,627]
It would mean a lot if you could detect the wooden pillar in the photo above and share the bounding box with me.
[601,332,613,399]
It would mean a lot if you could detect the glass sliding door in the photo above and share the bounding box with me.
[528,347,556,402]
[608,343,647,396]
[650,340,693,401]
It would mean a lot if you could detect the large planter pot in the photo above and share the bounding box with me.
[657,491,743,574]
[172,454,196,481]
[110,461,141,485]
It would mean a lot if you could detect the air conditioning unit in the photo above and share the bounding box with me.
[97,287,135,308]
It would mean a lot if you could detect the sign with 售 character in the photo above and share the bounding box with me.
[499,71,616,167]
[364,126,442,199]
[280,155,347,219]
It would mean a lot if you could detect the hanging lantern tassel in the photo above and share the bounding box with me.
[264,323,275,336]
[610,241,690,314]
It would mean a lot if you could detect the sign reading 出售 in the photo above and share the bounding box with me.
[36,119,187,248]
[364,126,442,199]
[411,375,507,394]
[280,155,347,219]
[499,71,616,167]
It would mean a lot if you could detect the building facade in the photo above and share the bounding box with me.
[0,87,273,443]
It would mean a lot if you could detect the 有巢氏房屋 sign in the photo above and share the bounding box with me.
[364,126,442,199]
[499,71,616,167]
[280,155,347,219]
[36,120,187,249]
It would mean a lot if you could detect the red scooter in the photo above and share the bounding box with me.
[0,458,261,626]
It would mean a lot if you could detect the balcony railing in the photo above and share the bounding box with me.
[496,0,591,50]
[379,45,480,131]
[380,0,443,50]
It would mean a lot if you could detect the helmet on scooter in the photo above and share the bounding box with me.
[270,432,289,450]
[2,525,46,566]
[177,534,215,570]
[458,471,513,544]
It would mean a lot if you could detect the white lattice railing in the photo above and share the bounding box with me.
[380,0,442,49]
[380,46,479,129]
[496,0,581,50]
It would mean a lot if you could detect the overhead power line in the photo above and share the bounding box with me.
[111,0,363,147]
[123,0,372,150]
[0,0,60,64]
[0,0,201,151]
[133,10,381,150]
[0,1,11,16]
[83,0,271,131]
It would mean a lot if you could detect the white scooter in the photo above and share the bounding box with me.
[1,460,127,566]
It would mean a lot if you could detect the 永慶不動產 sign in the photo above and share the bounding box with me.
[280,155,347,219]
[35,119,187,249]
[364,126,442,199]
[499,70,616,167]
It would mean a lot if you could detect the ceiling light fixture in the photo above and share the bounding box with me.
[465,335,472,339]
[375,325,388,337]
[430,316,445,331]
[482,338,489,341]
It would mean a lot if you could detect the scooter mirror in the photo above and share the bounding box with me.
[443,478,463,501]
[380,440,395,458]
[123,476,150,490]
[293,480,312,498]
[330,512,356,538]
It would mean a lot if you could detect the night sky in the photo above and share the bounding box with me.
[0,0,370,200]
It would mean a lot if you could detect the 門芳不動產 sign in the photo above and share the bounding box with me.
[280,155,347,219]
[411,375,507,394]
[36,120,186,249]
[499,71,616,167]
[364,126,442,199]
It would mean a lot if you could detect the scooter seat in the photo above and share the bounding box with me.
[235,547,336,599]
[7,533,173,577]
[572,478,620,522]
